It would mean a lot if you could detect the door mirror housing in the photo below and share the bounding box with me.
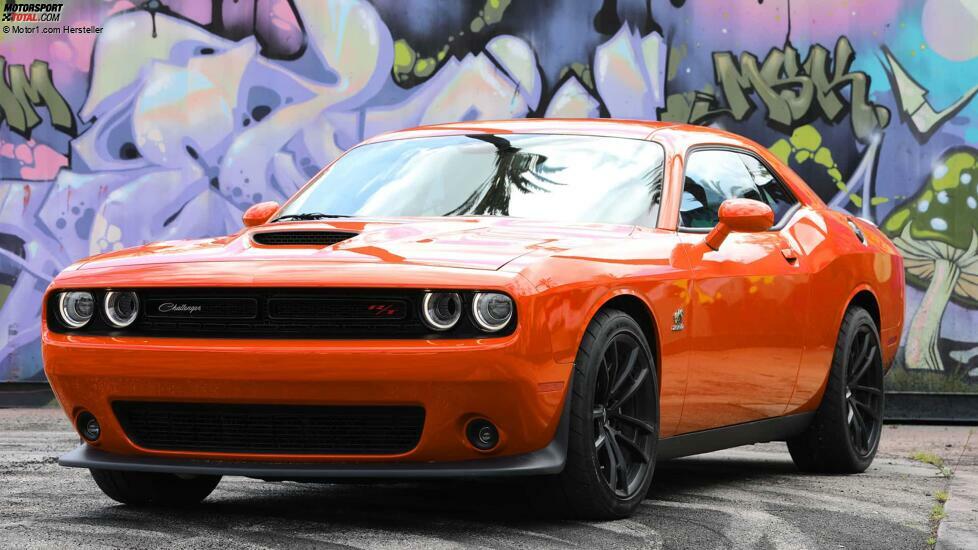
[242,201,281,227]
[704,198,774,250]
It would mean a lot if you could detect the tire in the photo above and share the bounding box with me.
[546,308,659,519]
[787,306,884,473]
[89,469,221,506]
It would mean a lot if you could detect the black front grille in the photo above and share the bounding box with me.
[134,289,430,338]
[252,231,357,246]
[267,297,409,320]
[113,402,425,455]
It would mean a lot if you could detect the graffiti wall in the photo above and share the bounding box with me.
[0,0,976,392]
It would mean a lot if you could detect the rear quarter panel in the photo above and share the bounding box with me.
[786,208,904,412]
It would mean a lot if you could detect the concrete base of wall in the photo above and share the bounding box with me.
[885,392,978,425]
[0,383,56,408]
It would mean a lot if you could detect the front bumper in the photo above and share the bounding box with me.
[43,328,572,469]
[59,407,568,479]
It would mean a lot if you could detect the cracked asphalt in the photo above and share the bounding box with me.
[1,408,973,549]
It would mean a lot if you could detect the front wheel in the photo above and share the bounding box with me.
[548,308,659,519]
[90,468,221,506]
[787,306,884,473]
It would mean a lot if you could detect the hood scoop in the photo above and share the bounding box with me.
[251,230,359,247]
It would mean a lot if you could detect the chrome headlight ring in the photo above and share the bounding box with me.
[57,291,95,328]
[471,292,514,332]
[421,291,462,331]
[103,291,140,328]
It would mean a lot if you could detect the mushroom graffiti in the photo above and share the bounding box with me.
[883,147,978,372]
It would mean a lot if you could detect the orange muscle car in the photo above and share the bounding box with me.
[43,119,904,518]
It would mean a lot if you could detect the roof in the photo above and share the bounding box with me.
[361,118,772,151]
[362,118,681,144]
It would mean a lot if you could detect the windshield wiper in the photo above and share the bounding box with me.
[271,212,352,222]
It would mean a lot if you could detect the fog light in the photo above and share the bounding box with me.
[77,411,100,441]
[466,418,499,451]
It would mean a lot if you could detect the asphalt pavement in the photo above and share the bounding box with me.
[1,408,974,549]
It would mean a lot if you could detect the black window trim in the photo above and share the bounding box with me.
[675,145,802,234]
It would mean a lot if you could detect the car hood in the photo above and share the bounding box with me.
[75,217,638,272]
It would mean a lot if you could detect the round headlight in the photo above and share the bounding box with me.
[104,291,139,328]
[421,292,462,331]
[58,291,94,328]
[471,292,513,332]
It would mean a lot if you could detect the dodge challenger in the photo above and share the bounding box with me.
[42,119,904,519]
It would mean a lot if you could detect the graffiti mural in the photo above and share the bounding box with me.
[661,37,891,143]
[0,0,976,392]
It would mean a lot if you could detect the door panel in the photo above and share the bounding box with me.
[676,230,809,433]
[672,148,810,434]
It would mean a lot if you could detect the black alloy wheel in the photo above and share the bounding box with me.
[543,308,659,519]
[787,306,884,473]
[845,324,884,457]
[592,332,657,498]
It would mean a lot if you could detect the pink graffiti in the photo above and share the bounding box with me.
[0,139,68,180]
[48,19,100,73]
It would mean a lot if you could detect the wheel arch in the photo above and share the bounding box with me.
[845,286,881,332]
[590,292,662,389]
[842,286,883,331]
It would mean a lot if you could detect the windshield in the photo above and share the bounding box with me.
[279,133,665,226]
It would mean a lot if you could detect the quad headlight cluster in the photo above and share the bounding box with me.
[56,290,139,329]
[421,291,514,333]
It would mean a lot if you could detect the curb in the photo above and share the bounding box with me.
[0,383,55,408]
[936,469,978,550]
[885,392,978,424]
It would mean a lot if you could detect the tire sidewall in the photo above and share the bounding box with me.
[835,309,883,470]
[573,312,659,513]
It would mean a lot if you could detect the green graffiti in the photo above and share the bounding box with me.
[392,0,512,86]
[770,124,849,197]
[666,43,688,82]
[558,62,594,90]
[662,38,889,143]
[0,57,75,138]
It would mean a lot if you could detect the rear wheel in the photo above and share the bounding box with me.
[787,306,884,473]
[549,308,659,519]
[90,469,221,506]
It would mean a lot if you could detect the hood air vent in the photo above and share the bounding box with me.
[252,231,358,246]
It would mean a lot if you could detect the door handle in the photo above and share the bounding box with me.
[780,247,798,263]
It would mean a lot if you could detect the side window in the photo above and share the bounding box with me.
[679,150,797,228]
[680,150,761,228]
[738,154,798,222]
